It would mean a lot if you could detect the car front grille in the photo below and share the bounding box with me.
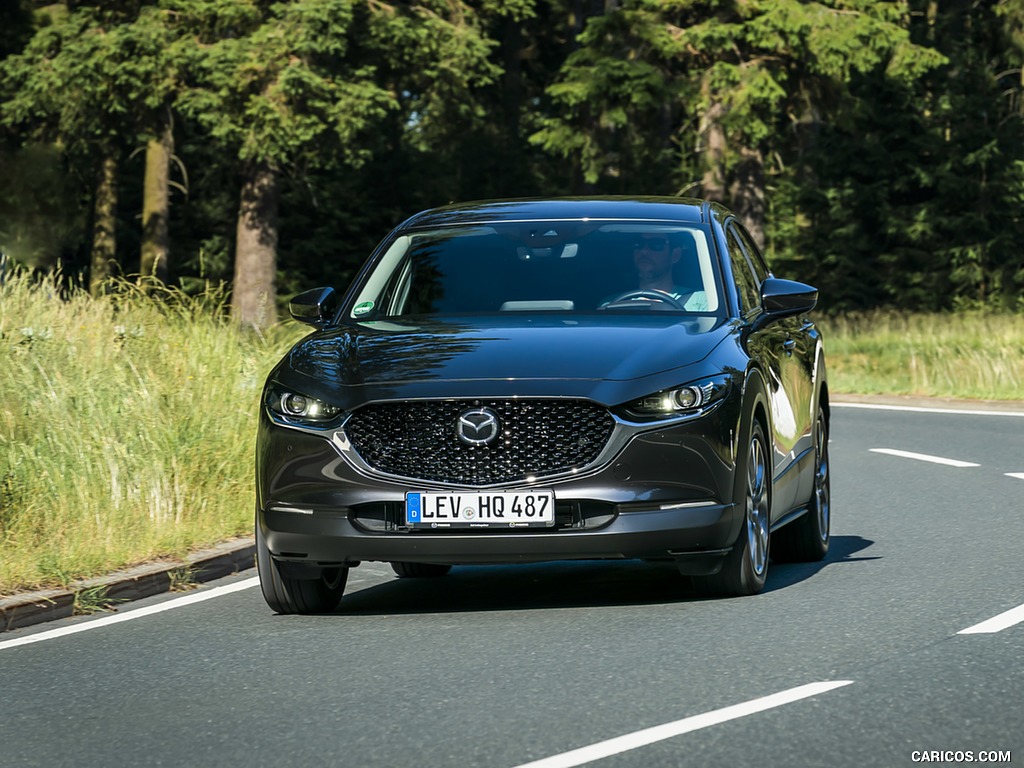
[344,399,616,486]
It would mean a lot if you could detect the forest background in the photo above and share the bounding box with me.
[2,0,1024,320]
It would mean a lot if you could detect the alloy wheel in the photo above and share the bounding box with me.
[813,412,830,543]
[746,432,770,577]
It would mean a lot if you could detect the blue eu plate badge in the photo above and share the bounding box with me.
[406,493,422,524]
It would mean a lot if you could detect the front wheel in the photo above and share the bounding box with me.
[692,419,771,597]
[256,520,348,614]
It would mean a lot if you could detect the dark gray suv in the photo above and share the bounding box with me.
[256,197,830,613]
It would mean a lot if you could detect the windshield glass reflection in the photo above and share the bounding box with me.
[348,221,724,319]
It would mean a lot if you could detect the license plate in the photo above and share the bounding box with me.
[405,490,555,528]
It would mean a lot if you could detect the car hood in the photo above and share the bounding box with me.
[281,315,734,405]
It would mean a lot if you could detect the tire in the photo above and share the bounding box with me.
[692,419,771,597]
[772,403,831,563]
[256,520,348,614]
[390,562,453,578]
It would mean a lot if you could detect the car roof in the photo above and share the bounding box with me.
[396,196,716,230]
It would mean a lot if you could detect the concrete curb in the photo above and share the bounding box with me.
[0,537,255,632]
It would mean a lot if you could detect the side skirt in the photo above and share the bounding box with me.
[771,505,810,533]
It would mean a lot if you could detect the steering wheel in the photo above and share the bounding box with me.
[598,289,688,310]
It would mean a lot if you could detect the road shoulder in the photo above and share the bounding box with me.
[1,538,255,632]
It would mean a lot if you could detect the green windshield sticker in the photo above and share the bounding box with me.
[353,301,375,316]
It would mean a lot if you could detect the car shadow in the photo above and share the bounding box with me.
[332,535,878,615]
[764,534,879,593]
[336,559,688,615]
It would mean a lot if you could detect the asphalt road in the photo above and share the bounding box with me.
[2,403,1022,768]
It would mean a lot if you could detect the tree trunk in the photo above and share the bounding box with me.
[89,153,118,297]
[699,100,727,203]
[231,161,279,329]
[699,97,767,249]
[498,16,523,193]
[729,146,766,250]
[139,121,172,289]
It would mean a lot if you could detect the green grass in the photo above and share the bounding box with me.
[0,273,304,596]
[1,274,1021,596]
[821,312,1024,402]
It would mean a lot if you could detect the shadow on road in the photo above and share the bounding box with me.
[765,534,879,593]
[332,534,878,615]
[337,559,688,615]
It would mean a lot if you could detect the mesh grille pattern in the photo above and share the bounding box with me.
[344,399,615,486]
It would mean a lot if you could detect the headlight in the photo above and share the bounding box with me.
[623,376,730,420]
[266,384,343,426]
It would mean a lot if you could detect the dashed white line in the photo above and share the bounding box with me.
[0,577,259,652]
[509,680,855,768]
[869,448,979,468]
[1006,473,1024,481]
[958,603,1024,634]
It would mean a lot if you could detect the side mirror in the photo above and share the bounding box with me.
[289,287,340,327]
[761,277,817,316]
[749,278,818,333]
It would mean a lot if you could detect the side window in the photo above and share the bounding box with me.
[725,224,760,314]
[733,224,770,283]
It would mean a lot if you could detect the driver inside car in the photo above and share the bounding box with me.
[629,233,709,311]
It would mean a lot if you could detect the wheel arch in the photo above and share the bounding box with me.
[814,341,830,426]
[720,364,772,543]
[741,364,773,440]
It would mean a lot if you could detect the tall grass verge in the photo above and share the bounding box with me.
[0,272,304,596]
[821,312,1024,401]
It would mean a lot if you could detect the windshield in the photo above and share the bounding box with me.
[348,220,724,320]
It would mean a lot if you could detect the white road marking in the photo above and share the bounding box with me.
[958,602,1024,634]
[869,448,979,468]
[0,577,259,652]
[833,402,1024,418]
[844,404,1023,634]
[509,680,854,768]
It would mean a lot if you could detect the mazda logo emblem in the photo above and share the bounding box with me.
[456,408,500,446]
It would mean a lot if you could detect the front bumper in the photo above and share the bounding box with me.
[256,404,743,567]
[260,500,738,565]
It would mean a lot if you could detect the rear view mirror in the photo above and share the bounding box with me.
[289,287,339,327]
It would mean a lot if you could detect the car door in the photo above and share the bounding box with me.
[724,221,814,519]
